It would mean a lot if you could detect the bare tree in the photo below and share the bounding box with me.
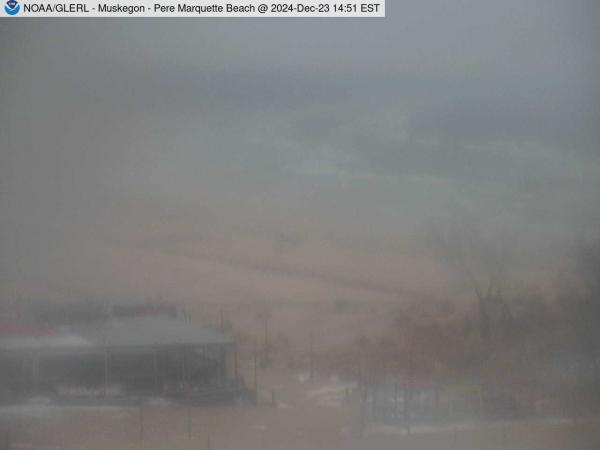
[428,218,512,348]
[567,234,600,406]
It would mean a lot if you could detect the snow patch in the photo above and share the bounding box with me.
[306,380,356,408]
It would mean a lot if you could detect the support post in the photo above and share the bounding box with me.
[452,425,458,450]
[359,381,367,438]
[309,331,314,381]
[263,315,269,366]
[233,343,238,382]
[253,338,258,405]
[219,346,225,386]
[104,349,109,397]
[31,353,40,394]
[394,382,398,419]
[261,429,267,450]
[139,405,144,441]
[187,405,192,440]
[181,347,186,386]
[405,350,413,435]
[4,424,11,450]
[153,348,159,393]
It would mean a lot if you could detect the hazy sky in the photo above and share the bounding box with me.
[1,1,599,304]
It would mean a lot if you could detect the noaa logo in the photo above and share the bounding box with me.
[4,0,20,15]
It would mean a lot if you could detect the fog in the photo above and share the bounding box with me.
[1,2,600,449]
[1,2,599,304]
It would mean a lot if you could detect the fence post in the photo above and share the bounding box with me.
[261,429,267,450]
[452,425,458,450]
[309,331,314,381]
[263,314,270,366]
[104,348,109,397]
[153,348,159,393]
[406,350,413,434]
[187,405,192,440]
[359,381,367,438]
[139,405,144,441]
[394,382,398,420]
[4,428,10,450]
[233,342,238,382]
[253,338,258,405]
